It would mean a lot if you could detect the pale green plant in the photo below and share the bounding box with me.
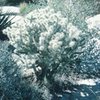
[3,7,90,99]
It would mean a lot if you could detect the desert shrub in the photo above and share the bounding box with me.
[3,6,93,99]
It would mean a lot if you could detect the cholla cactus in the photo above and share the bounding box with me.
[3,6,87,97]
[5,7,84,53]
